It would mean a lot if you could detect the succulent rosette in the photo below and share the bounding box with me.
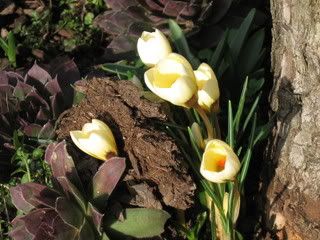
[94,0,214,58]
[0,57,80,144]
[9,141,125,239]
[9,141,169,239]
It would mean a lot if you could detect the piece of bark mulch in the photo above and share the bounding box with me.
[56,78,195,210]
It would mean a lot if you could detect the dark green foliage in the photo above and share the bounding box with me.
[6,0,103,62]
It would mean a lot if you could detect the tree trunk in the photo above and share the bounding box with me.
[266,0,320,239]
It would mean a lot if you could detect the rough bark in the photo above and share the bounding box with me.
[266,0,320,239]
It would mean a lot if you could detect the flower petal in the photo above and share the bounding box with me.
[137,29,172,66]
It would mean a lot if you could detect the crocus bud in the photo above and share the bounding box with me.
[223,191,241,224]
[137,29,172,66]
[70,119,117,161]
[200,139,240,183]
[144,53,197,107]
[191,122,205,149]
[194,63,220,112]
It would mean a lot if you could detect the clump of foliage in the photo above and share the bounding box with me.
[0,31,16,68]
[0,56,80,145]
[5,0,104,62]
[9,141,170,239]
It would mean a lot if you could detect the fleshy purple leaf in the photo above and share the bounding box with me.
[44,142,57,165]
[36,107,50,122]
[23,124,42,137]
[50,94,64,119]
[105,0,138,10]
[10,208,56,240]
[0,85,17,114]
[55,197,84,229]
[45,77,61,96]
[25,62,52,85]
[87,202,104,233]
[10,183,59,214]
[92,157,126,209]
[9,217,34,240]
[79,219,96,240]
[49,57,80,107]
[13,82,33,101]
[25,90,50,110]
[45,141,84,193]
[38,121,55,139]
[56,176,86,211]
[52,216,78,239]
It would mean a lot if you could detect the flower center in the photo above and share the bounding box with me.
[153,69,180,88]
[204,149,226,172]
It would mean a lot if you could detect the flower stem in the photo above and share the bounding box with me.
[194,104,214,140]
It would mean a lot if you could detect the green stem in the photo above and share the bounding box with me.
[194,105,214,140]
[212,113,221,139]
[210,200,217,240]
[22,157,32,182]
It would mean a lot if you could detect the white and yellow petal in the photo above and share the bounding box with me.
[144,53,197,107]
[194,63,220,112]
[70,119,117,161]
[137,29,172,66]
[200,139,240,183]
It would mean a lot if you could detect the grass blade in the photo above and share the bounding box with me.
[227,100,234,149]
[168,19,200,68]
[100,63,140,78]
[240,92,261,135]
[209,30,229,69]
[239,114,257,189]
[233,77,248,134]
[7,31,16,67]
[187,127,202,161]
[228,9,256,61]
[0,38,8,53]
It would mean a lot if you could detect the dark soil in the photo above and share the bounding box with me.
[56,78,196,210]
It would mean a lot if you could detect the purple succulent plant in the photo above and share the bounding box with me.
[94,0,215,58]
[0,57,80,144]
[9,141,170,239]
[9,141,126,240]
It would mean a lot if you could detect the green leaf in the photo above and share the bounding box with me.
[21,173,30,184]
[185,212,207,239]
[187,127,202,161]
[237,29,265,79]
[0,38,8,53]
[235,230,244,240]
[105,208,170,238]
[7,31,16,67]
[55,197,84,228]
[228,9,256,61]
[241,92,261,135]
[227,100,234,148]
[57,176,87,212]
[100,63,140,78]
[209,29,229,70]
[168,19,200,68]
[84,12,94,25]
[197,48,213,62]
[238,114,257,188]
[191,212,207,237]
[233,77,248,134]
[247,78,264,97]
[73,89,86,105]
[253,115,275,145]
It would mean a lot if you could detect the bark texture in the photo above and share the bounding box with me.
[267,0,320,239]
